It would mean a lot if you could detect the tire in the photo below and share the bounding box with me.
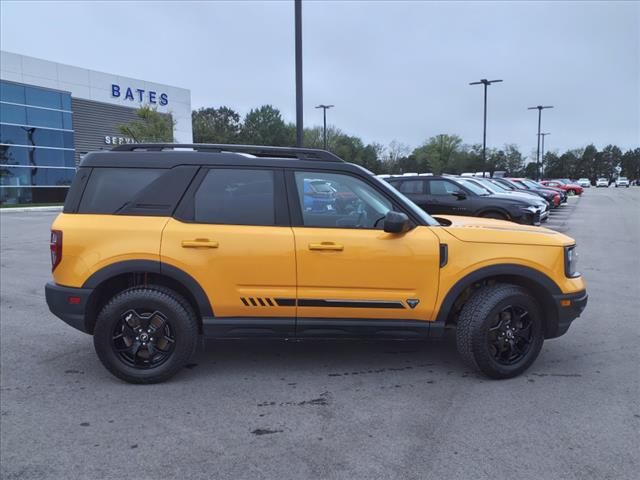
[456,284,544,379]
[480,211,508,221]
[94,286,199,384]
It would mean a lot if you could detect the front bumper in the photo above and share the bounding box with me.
[45,282,93,334]
[548,289,588,338]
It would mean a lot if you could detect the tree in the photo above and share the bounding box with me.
[412,134,463,174]
[622,148,640,180]
[503,144,524,175]
[118,105,174,142]
[192,106,241,144]
[240,105,294,146]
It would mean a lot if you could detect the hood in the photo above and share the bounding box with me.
[434,215,574,246]
[485,192,544,206]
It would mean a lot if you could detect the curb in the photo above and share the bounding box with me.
[0,206,63,213]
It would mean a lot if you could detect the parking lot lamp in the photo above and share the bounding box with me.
[295,0,303,147]
[540,132,550,178]
[470,79,503,177]
[315,104,334,150]
[528,105,553,180]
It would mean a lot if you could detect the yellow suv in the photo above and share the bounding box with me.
[45,144,587,383]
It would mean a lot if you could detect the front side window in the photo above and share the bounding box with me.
[294,171,392,229]
[195,169,275,225]
[428,179,459,195]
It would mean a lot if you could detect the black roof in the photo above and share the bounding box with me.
[80,143,361,171]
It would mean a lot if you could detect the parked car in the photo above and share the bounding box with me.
[385,174,545,225]
[615,177,630,188]
[464,177,550,222]
[45,143,587,383]
[596,178,609,187]
[491,177,561,208]
[540,180,584,196]
[576,178,591,188]
[303,178,336,212]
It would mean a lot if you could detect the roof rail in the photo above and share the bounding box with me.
[110,143,344,162]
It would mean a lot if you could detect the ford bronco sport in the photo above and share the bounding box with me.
[45,144,587,383]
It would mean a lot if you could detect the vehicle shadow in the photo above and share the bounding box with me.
[186,333,470,379]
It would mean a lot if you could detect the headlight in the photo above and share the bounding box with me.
[524,205,540,213]
[565,245,580,278]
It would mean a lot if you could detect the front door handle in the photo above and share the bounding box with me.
[182,239,219,248]
[308,242,344,251]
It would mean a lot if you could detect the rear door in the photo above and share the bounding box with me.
[161,167,297,335]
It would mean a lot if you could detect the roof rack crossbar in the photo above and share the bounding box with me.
[110,143,344,162]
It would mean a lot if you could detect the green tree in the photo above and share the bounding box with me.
[412,134,463,174]
[240,105,294,146]
[118,105,174,142]
[503,144,524,175]
[192,106,241,144]
[622,148,640,180]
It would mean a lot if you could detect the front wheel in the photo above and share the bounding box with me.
[480,211,508,221]
[456,284,544,379]
[94,286,199,384]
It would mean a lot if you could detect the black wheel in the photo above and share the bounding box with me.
[456,284,544,379]
[480,211,508,221]
[94,286,198,384]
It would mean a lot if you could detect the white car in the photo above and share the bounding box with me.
[577,178,591,188]
[615,177,630,188]
[596,178,609,188]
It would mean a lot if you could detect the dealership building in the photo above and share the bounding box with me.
[0,51,192,205]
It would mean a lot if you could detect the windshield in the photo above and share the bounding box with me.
[471,178,504,194]
[521,179,543,189]
[619,177,628,181]
[456,178,491,195]
[485,179,511,192]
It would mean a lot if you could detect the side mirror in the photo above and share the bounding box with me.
[452,190,467,200]
[383,211,411,234]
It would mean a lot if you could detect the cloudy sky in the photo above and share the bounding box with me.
[1,1,638,156]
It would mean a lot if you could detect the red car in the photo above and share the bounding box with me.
[540,179,584,196]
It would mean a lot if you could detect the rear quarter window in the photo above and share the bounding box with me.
[78,168,163,214]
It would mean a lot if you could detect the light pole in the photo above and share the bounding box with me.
[528,105,553,180]
[540,132,550,178]
[470,78,502,177]
[294,0,303,147]
[315,104,334,150]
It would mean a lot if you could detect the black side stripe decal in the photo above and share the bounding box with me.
[272,298,405,309]
[298,299,405,309]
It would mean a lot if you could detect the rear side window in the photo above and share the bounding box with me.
[79,168,163,214]
[397,180,425,194]
[194,169,275,225]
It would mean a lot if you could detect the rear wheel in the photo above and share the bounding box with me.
[94,286,198,384]
[456,284,544,379]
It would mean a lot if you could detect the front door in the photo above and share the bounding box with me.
[425,178,473,215]
[288,170,441,330]
[161,167,297,335]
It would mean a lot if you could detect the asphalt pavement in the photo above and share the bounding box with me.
[1,187,639,480]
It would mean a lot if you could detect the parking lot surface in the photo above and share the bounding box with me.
[1,188,639,480]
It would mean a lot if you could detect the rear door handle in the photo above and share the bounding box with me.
[308,242,344,251]
[182,239,219,248]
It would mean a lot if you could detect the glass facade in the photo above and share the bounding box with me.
[0,80,75,205]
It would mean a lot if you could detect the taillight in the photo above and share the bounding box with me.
[50,230,62,271]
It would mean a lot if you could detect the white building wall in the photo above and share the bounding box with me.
[0,51,193,143]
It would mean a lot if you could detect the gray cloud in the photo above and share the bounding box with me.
[2,0,638,157]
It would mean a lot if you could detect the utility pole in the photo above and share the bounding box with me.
[528,105,553,180]
[469,78,503,177]
[315,104,334,150]
[540,132,550,178]
[294,0,303,147]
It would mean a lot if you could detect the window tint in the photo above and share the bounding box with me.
[25,87,63,110]
[428,180,459,195]
[0,81,26,104]
[295,171,392,229]
[398,180,425,194]
[79,168,163,214]
[194,169,275,225]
